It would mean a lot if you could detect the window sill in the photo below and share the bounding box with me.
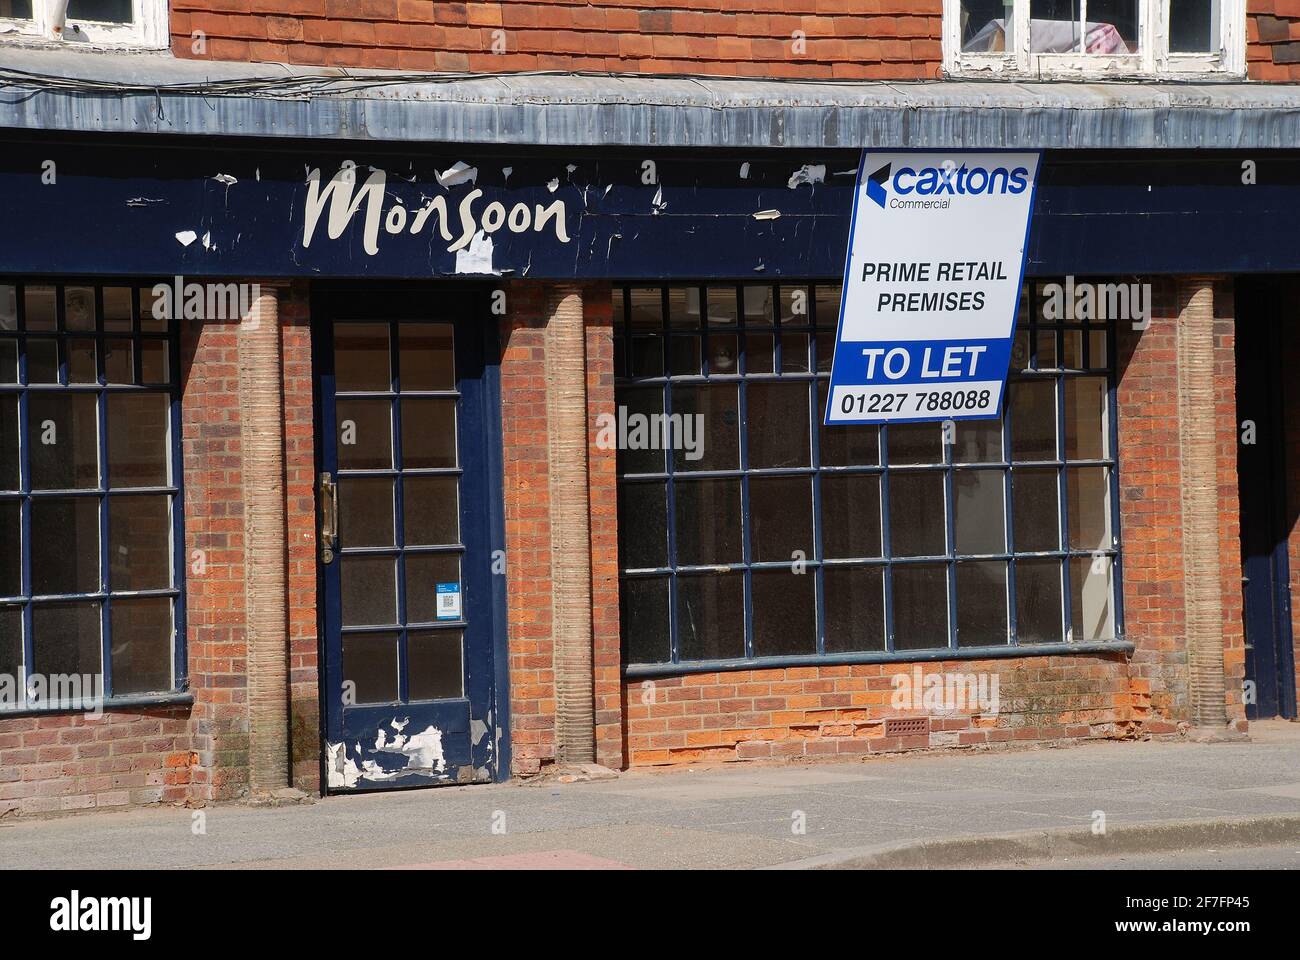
[944,65,1246,83]
[0,690,192,719]
[0,33,169,53]
[623,640,1134,679]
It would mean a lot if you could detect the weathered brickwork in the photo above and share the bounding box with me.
[584,285,624,770]
[170,1,944,80]
[1211,281,1248,730]
[179,310,251,802]
[280,285,322,794]
[167,2,1295,82]
[623,657,1148,767]
[1248,0,1300,81]
[499,283,557,775]
[499,281,623,774]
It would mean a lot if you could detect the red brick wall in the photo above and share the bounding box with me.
[1212,281,1248,729]
[179,309,250,802]
[1249,2,1300,80]
[281,285,321,793]
[170,1,943,80]
[584,284,623,770]
[499,281,623,775]
[0,708,198,816]
[499,283,556,775]
[1114,281,1189,729]
[624,657,1147,766]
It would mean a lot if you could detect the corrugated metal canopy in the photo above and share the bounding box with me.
[2,46,1300,149]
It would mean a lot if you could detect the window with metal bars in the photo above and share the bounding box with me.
[613,281,1123,674]
[0,281,185,708]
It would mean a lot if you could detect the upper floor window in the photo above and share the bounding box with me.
[945,0,1245,78]
[0,1,167,49]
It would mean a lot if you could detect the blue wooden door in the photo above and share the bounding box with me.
[315,288,506,790]
[1235,279,1297,721]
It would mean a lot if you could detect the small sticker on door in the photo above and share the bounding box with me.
[436,582,462,621]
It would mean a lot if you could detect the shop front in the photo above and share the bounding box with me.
[1,118,1298,807]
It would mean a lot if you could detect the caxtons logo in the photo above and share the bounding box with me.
[865,163,891,208]
[867,160,1030,209]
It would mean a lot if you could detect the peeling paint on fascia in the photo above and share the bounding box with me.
[501,166,513,184]
[752,209,781,220]
[212,173,237,186]
[739,162,751,179]
[436,161,478,189]
[787,164,826,189]
[453,229,497,274]
[546,177,560,193]
[175,230,197,247]
[126,198,166,206]
[651,185,667,214]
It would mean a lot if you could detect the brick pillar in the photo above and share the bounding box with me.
[545,285,597,765]
[239,283,291,791]
[584,284,625,770]
[1176,277,1233,736]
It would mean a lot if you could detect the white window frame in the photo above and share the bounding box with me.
[0,0,168,50]
[943,0,1245,79]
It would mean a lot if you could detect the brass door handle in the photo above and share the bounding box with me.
[319,472,338,563]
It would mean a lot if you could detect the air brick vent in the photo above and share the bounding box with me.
[885,717,930,737]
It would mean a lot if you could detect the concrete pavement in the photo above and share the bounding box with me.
[2,720,1298,870]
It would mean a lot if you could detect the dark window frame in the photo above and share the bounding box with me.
[0,279,188,712]
[614,280,1127,676]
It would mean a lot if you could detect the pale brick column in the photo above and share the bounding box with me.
[238,283,291,791]
[1176,277,1233,737]
[545,285,597,765]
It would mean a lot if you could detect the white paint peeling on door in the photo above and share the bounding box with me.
[470,717,488,745]
[373,722,447,775]
[325,741,363,789]
[326,719,449,789]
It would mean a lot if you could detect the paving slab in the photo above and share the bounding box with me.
[1,721,1297,870]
